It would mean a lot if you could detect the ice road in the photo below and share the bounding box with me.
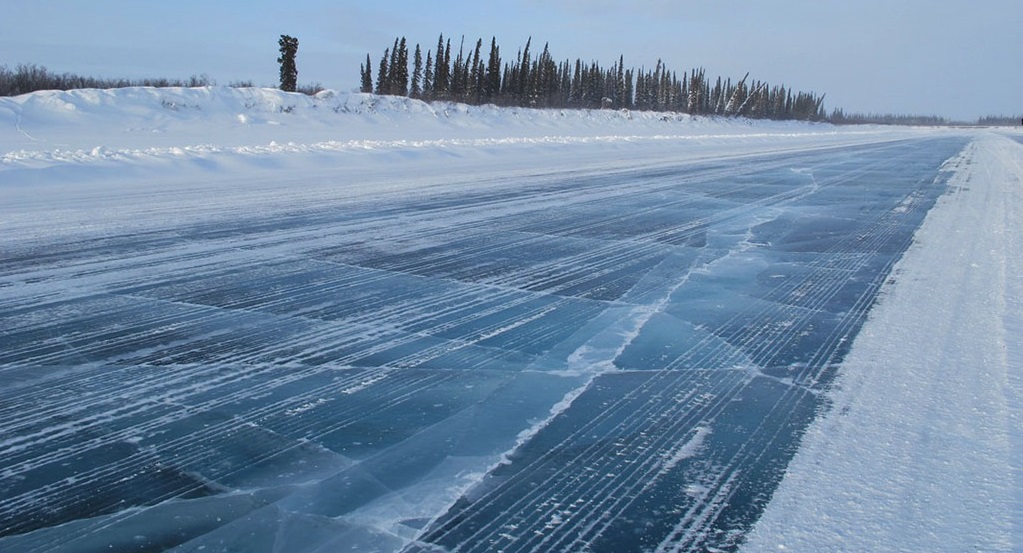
[1,134,971,552]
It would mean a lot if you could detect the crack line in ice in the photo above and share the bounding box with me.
[563,254,705,376]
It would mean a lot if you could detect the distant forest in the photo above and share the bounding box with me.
[828,110,950,126]
[361,35,828,121]
[0,64,217,96]
[0,63,324,98]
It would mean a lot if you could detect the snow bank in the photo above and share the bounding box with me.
[1,86,943,245]
[0,85,802,154]
[0,85,931,170]
[0,85,912,243]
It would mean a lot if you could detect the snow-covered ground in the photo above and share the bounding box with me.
[1,87,1020,552]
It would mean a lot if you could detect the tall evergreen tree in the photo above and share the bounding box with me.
[469,38,483,102]
[724,72,749,116]
[423,50,434,99]
[277,34,299,92]
[624,68,634,108]
[518,37,532,102]
[569,59,583,107]
[387,38,400,94]
[688,68,705,114]
[375,48,389,94]
[433,35,450,99]
[533,42,557,107]
[441,39,452,97]
[485,38,501,102]
[390,37,409,96]
[360,54,373,93]
[615,55,626,108]
[411,44,423,98]
[450,36,466,98]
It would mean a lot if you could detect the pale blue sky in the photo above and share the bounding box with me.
[3,0,1020,121]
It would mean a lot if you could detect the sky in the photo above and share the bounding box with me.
[2,0,1020,121]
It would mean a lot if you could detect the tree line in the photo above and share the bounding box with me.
[0,63,217,96]
[975,114,1023,127]
[828,109,951,126]
[361,34,828,121]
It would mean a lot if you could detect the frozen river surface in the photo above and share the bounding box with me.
[0,136,967,552]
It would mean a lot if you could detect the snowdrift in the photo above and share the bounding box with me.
[0,85,840,168]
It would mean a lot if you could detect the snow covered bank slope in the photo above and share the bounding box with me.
[0,85,851,163]
[742,132,1023,552]
[0,86,942,244]
[0,85,860,154]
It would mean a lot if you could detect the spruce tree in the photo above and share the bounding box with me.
[469,38,482,102]
[277,34,299,92]
[376,48,390,94]
[440,38,452,97]
[518,37,531,102]
[391,38,409,96]
[570,60,582,107]
[423,50,434,99]
[387,39,400,94]
[411,45,423,98]
[615,56,626,108]
[450,37,465,98]
[485,38,501,102]
[624,68,634,108]
[433,35,449,99]
[360,54,373,93]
